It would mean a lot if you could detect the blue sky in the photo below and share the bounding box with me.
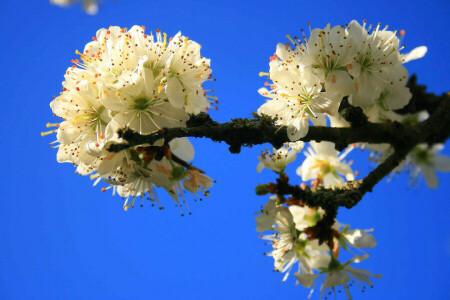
[0,0,449,299]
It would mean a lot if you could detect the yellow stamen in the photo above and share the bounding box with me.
[162,32,168,50]
[122,36,128,58]
[259,72,269,77]
[41,130,57,136]
[286,34,296,45]
[182,37,189,55]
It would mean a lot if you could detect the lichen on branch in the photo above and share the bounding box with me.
[107,77,450,218]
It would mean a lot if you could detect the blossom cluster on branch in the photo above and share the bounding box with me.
[253,21,448,297]
[43,19,450,300]
[43,26,215,213]
[257,20,427,140]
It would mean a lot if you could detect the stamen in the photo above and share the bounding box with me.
[41,130,57,136]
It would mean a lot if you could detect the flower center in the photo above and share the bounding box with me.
[132,97,153,111]
[411,147,433,165]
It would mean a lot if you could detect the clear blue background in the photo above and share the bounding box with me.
[0,0,449,299]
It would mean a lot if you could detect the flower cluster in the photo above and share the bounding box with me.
[50,0,99,14]
[364,109,450,188]
[255,22,448,298]
[256,138,382,298]
[257,141,355,188]
[257,199,380,299]
[258,20,427,141]
[43,26,214,213]
[258,20,450,190]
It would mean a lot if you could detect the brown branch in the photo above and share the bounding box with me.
[107,77,449,154]
[269,95,450,211]
[104,76,449,238]
[107,110,447,154]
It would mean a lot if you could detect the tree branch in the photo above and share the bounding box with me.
[272,95,450,211]
[107,78,449,154]
[104,77,449,236]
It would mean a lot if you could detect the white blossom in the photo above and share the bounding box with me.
[257,146,297,174]
[256,198,283,232]
[406,144,450,188]
[346,20,426,109]
[44,26,214,212]
[295,256,382,300]
[50,0,99,14]
[297,142,355,187]
[260,205,331,281]
[258,56,340,141]
[297,24,357,97]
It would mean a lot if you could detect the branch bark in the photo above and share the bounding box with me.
[108,103,449,154]
[106,77,449,220]
[274,95,450,209]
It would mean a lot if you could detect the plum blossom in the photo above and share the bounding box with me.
[295,256,382,300]
[260,206,330,281]
[50,0,99,14]
[258,55,340,141]
[258,20,427,140]
[255,198,285,232]
[257,201,379,290]
[44,26,214,212]
[346,20,426,109]
[406,144,450,188]
[297,142,355,187]
[257,146,297,174]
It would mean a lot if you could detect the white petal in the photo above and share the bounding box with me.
[345,265,382,280]
[432,155,450,172]
[169,137,195,161]
[256,161,264,173]
[166,77,185,108]
[384,85,412,110]
[346,61,361,78]
[401,46,427,63]
[345,229,377,248]
[325,70,355,97]
[287,121,308,141]
[255,214,275,232]
[322,271,350,289]
[295,273,320,288]
[310,141,338,158]
[421,165,438,188]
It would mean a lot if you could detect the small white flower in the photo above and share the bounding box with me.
[257,146,297,174]
[297,142,354,187]
[258,57,341,141]
[117,165,172,211]
[260,206,330,281]
[338,225,377,257]
[343,229,377,249]
[261,209,300,281]
[101,73,190,140]
[407,144,450,188]
[50,0,99,14]
[183,170,213,196]
[289,141,305,152]
[295,256,382,300]
[298,24,357,97]
[255,199,284,232]
[346,20,426,109]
